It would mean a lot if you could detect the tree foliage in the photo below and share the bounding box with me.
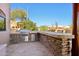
[0,20,4,30]
[39,26,48,31]
[11,9,38,31]
[17,19,38,31]
[11,9,27,21]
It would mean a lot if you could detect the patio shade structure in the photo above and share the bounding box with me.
[72,3,79,56]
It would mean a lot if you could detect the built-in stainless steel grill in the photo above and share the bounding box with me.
[10,30,31,43]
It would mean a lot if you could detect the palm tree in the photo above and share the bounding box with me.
[11,9,27,21]
[55,21,58,29]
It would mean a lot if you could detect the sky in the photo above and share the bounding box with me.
[10,3,73,26]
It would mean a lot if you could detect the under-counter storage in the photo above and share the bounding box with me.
[29,32,38,41]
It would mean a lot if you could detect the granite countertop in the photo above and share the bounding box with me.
[10,32,21,34]
[10,31,74,39]
[38,31,74,39]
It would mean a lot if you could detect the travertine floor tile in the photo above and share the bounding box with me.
[7,42,53,56]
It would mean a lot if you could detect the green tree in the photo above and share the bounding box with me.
[39,26,48,31]
[11,9,38,31]
[0,20,4,30]
[11,9,27,21]
[17,19,38,31]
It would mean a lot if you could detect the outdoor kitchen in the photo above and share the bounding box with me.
[0,3,77,56]
[10,31,74,56]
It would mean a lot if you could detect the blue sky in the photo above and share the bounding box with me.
[10,3,72,26]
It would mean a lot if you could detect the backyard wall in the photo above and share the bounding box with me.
[0,3,10,44]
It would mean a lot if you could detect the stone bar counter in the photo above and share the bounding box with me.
[37,32,74,56]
